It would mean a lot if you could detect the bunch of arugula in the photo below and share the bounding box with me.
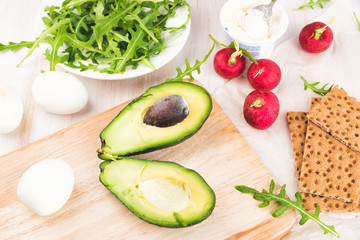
[236,180,340,237]
[0,0,190,73]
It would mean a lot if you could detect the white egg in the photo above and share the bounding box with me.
[32,71,88,114]
[0,83,24,134]
[17,158,74,216]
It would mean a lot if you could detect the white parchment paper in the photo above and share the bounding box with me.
[213,4,360,240]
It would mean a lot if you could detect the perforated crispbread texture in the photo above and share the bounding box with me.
[308,86,360,154]
[290,97,360,212]
[301,192,360,212]
[287,112,308,180]
[286,98,322,180]
[311,97,322,109]
[288,113,360,212]
[299,121,360,203]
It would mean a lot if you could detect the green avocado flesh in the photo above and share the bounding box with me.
[98,81,212,159]
[99,158,216,227]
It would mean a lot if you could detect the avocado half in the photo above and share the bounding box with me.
[99,158,216,227]
[98,81,212,159]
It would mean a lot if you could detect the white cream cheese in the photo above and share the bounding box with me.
[244,8,269,40]
[222,0,287,42]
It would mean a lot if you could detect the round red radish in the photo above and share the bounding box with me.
[213,48,245,79]
[299,21,333,53]
[247,59,281,91]
[243,90,280,130]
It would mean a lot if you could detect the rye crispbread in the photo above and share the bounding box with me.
[288,97,360,211]
[301,192,360,212]
[287,98,322,180]
[310,97,322,108]
[299,121,360,203]
[308,86,360,155]
[288,113,360,211]
[287,112,308,180]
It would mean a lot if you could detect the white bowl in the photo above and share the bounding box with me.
[36,0,191,80]
[220,0,288,59]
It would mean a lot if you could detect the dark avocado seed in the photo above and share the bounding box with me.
[143,95,189,127]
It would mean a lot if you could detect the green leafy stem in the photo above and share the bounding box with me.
[295,0,331,11]
[235,180,339,238]
[354,12,360,32]
[301,76,334,96]
[0,41,34,51]
[165,40,215,82]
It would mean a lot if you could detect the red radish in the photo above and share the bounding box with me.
[213,47,245,79]
[247,59,281,91]
[243,90,280,130]
[299,18,334,53]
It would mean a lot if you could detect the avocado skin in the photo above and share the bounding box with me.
[97,122,208,160]
[98,81,213,159]
[99,158,216,228]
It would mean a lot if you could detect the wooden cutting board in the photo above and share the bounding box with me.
[0,83,295,240]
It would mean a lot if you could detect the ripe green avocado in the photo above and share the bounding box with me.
[99,158,216,227]
[98,81,212,159]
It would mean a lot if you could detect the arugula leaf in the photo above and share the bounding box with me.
[74,15,90,42]
[113,25,146,73]
[301,76,334,96]
[0,41,34,51]
[209,34,257,64]
[110,30,129,43]
[17,18,71,67]
[91,2,137,50]
[45,25,68,71]
[63,32,102,55]
[235,180,340,238]
[354,12,360,32]
[104,33,122,58]
[295,0,331,10]
[166,42,215,82]
[128,8,158,43]
[164,1,191,33]
[61,0,98,11]
[63,46,88,63]
[140,58,155,70]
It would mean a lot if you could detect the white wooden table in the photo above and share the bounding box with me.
[1,0,359,239]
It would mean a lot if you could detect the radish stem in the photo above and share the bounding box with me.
[314,17,335,40]
[228,40,243,65]
[248,97,264,108]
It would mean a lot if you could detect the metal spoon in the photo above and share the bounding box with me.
[249,0,277,24]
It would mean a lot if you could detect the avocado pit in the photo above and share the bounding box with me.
[143,95,189,128]
[139,178,190,212]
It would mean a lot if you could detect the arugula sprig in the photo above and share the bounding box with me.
[166,42,215,82]
[236,180,340,238]
[354,12,360,32]
[295,0,331,10]
[301,76,334,96]
[0,41,34,51]
[209,34,257,64]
